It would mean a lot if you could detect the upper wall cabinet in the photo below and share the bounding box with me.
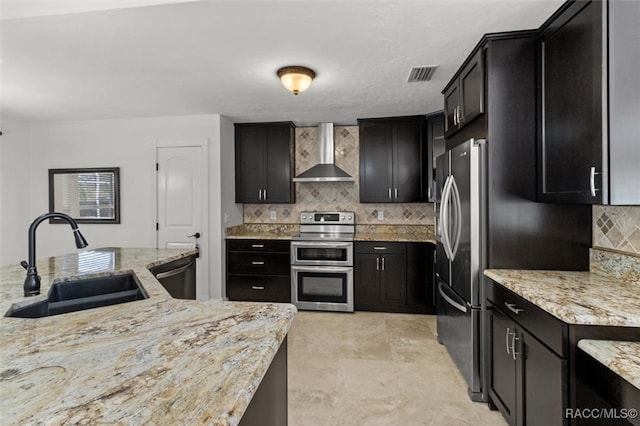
[426,111,445,202]
[358,116,427,203]
[443,50,484,138]
[235,122,295,204]
[537,0,640,205]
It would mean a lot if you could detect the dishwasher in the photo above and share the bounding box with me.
[149,254,197,299]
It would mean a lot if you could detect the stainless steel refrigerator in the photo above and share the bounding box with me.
[435,138,486,402]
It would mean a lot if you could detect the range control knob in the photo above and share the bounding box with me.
[341,216,345,220]
[348,216,353,220]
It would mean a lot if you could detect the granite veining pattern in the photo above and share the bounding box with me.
[0,247,296,425]
[590,248,640,283]
[578,340,640,389]
[484,269,640,327]
[225,223,300,240]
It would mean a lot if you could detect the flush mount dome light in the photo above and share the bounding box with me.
[277,66,316,95]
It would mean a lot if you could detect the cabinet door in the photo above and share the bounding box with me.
[520,328,567,426]
[459,50,484,126]
[354,253,381,306]
[537,0,603,204]
[405,243,435,310]
[235,126,265,203]
[380,254,406,306]
[488,306,517,425]
[265,126,294,203]
[427,113,445,202]
[393,120,425,202]
[443,83,459,138]
[359,121,393,202]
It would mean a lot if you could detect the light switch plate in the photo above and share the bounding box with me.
[270,210,277,220]
[377,211,384,220]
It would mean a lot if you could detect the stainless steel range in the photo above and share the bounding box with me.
[291,211,355,313]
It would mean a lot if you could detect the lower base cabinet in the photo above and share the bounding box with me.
[487,279,640,426]
[354,241,435,314]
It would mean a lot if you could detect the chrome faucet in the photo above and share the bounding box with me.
[21,212,89,296]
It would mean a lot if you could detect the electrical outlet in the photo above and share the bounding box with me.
[377,211,384,221]
[224,213,229,224]
[270,210,277,220]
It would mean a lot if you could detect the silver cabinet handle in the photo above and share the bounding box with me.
[251,285,265,290]
[251,261,264,265]
[376,257,380,271]
[381,257,385,271]
[394,188,398,199]
[504,302,524,315]
[506,327,512,355]
[453,106,458,126]
[258,189,262,201]
[511,334,520,360]
[263,189,267,200]
[590,167,599,197]
[388,188,392,200]
[459,105,464,123]
[373,246,387,250]
[251,244,264,248]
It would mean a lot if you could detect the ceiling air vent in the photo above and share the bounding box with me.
[407,65,438,82]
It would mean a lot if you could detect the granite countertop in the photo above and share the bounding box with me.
[578,340,640,390]
[0,247,296,425]
[484,269,640,327]
[226,223,435,243]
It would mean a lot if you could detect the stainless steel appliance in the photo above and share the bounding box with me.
[435,137,591,403]
[291,211,355,312]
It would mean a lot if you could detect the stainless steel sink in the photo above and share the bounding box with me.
[5,273,148,318]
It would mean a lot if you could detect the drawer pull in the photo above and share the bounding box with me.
[251,244,264,248]
[506,328,512,355]
[251,261,265,265]
[511,335,521,360]
[373,246,387,250]
[251,285,265,290]
[504,302,524,315]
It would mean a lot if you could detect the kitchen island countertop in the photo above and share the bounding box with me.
[578,340,640,390]
[0,247,296,425]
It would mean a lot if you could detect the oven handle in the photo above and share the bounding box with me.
[291,241,353,249]
[291,265,354,273]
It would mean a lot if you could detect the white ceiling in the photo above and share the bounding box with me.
[1,0,564,126]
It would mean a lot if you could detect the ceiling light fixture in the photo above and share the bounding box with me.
[277,66,316,95]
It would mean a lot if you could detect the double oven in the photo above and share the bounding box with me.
[291,212,354,313]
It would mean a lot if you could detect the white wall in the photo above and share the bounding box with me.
[218,116,243,298]
[0,116,31,267]
[2,114,234,299]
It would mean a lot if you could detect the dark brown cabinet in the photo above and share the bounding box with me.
[358,116,427,203]
[443,50,484,138]
[537,0,640,204]
[235,122,295,204]
[355,242,435,313]
[487,280,568,426]
[426,111,445,202]
[226,239,291,303]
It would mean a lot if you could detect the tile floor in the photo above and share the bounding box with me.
[287,311,506,426]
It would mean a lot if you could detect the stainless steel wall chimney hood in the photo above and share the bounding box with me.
[293,123,354,182]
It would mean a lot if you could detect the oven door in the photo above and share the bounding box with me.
[291,265,354,313]
[291,241,353,266]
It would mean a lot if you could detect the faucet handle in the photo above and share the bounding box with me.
[20,260,28,270]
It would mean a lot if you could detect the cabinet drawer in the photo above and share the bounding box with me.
[227,275,291,303]
[227,239,290,253]
[355,242,406,255]
[227,252,290,275]
[487,279,567,357]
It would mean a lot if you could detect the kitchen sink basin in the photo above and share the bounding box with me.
[5,273,148,318]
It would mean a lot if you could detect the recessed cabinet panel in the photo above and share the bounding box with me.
[443,50,484,138]
[393,122,424,202]
[359,122,393,202]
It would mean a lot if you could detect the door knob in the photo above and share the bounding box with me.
[188,233,201,239]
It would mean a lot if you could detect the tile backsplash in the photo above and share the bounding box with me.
[593,205,640,256]
[243,125,434,225]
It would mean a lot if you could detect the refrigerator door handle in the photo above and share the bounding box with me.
[440,175,454,260]
[438,281,468,313]
[449,176,463,260]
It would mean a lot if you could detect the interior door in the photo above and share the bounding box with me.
[157,146,205,297]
